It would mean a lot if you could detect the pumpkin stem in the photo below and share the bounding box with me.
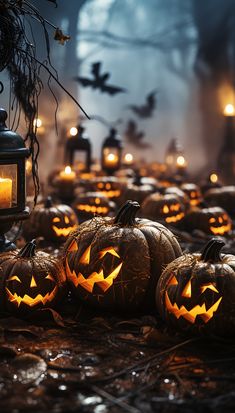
[18,240,36,258]
[133,174,142,186]
[45,196,53,208]
[201,238,225,262]
[114,200,140,226]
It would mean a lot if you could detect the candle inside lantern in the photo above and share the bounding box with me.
[224,104,235,117]
[124,153,133,165]
[0,177,12,208]
[59,166,76,181]
[69,127,78,137]
[176,155,187,168]
[210,173,218,183]
[104,153,118,168]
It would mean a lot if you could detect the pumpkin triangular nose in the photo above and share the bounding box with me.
[30,276,37,288]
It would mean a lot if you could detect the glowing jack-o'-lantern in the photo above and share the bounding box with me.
[72,192,116,222]
[183,207,232,235]
[22,197,78,243]
[141,193,185,226]
[0,240,66,313]
[181,183,203,207]
[64,200,182,311]
[156,238,235,336]
[88,177,123,202]
[204,185,235,217]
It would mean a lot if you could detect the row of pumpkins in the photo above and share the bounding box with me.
[25,176,235,243]
[1,199,235,337]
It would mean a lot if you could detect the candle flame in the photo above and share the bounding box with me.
[70,127,78,136]
[210,173,218,183]
[65,166,72,174]
[33,118,42,128]
[124,153,133,163]
[107,153,116,161]
[176,155,186,166]
[224,104,235,116]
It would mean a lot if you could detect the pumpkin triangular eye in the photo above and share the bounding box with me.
[7,275,21,283]
[99,247,120,259]
[182,280,191,298]
[80,245,91,264]
[168,275,178,286]
[46,274,54,282]
[201,283,219,294]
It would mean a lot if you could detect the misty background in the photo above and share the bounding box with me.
[1,0,235,183]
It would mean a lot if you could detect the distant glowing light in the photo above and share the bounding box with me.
[176,155,186,167]
[107,153,115,161]
[124,153,133,164]
[33,118,42,128]
[65,166,72,174]
[224,104,235,116]
[210,173,218,183]
[70,127,78,136]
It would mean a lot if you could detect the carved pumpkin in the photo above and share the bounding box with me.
[0,240,66,313]
[64,200,182,311]
[22,197,78,243]
[120,174,156,206]
[165,186,190,210]
[180,183,203,207]
[141,193,185,226]
[72,192,116,222]
[204,186,235,216]
[88,177,123,203]
[156,238,235,336]
[183,207,232,235]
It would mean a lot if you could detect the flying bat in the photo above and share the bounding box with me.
[128,90,157,118]
[124,120,151,149]
[74,62,126,96]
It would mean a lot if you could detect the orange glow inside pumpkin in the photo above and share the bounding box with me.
[165,275,222,324]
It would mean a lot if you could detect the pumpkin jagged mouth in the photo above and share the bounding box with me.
[99,190,120,198]
[165,291,222,323]
[210,223,231,235]
[52,225,77,237]
[77,205,109,215]
[165,212,185,223]
[6,286,58,307]
[66,260,123,293]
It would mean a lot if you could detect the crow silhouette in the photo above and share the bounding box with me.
[74,62,126,96]
[128,90,157,118]
[124,120,151,149]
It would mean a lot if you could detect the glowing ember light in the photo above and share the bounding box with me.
[59,166,76,181]
[65,166,72,174]
[33,118,42,128]
[176,155,186,167]
[69,127,78,136]
[124,153,133,164]
[210,173,218,183]
[107,153,115,161]
[224,104,235,116]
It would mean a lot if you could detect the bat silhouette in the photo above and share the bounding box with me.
[128,90,157,118]
[74,62,126,95]
[124,120,151,149]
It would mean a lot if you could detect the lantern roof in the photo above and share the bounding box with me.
[0,108,29,157]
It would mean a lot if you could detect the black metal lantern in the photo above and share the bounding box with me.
[0,108,30,251]
[65,125,91,172]
[165,138,187,176]
[101,128,122,175]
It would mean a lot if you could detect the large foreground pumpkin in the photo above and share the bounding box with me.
[64,200,182,311]
[156,238,235,336]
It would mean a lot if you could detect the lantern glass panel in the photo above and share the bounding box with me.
[73,151,86,171]
[103,147,119,169]
[0,164,17,209]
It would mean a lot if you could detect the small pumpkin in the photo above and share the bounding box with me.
[180,183,203,207]
[204,186,235,216]
[156,238,235,336]
[141,193,185,226]
[22,197,78,243]
[64,200,182,311]
[0,240,66,313]
[72,192,116,222]
[183,207,232,236]
[165,186,190,210]
[120,174,156,206]
[88,177,123,203]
